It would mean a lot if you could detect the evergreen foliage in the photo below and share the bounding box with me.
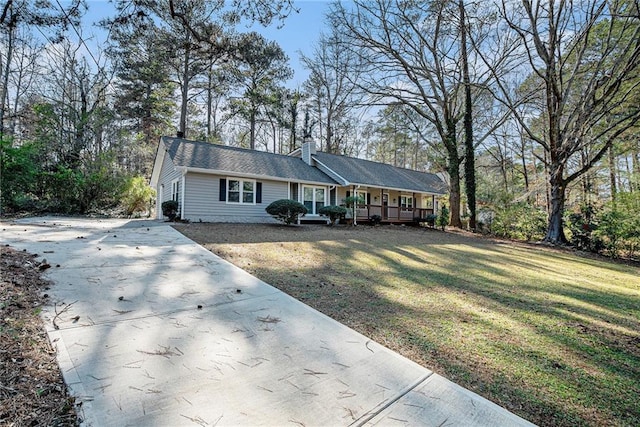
[318,205,347,225]
[161,200,179,221]
[436,205,449,231]
[121,176,155,217]
[488,203,547,242]
[265,199,307,225]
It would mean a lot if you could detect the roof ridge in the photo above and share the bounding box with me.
[315,150,438,177]
[163,136,299,160]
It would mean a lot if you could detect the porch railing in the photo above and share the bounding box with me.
[354,205,434,222]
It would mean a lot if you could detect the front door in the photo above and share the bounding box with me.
[382,193,389,220]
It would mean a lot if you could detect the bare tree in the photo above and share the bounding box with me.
[484,0,640,243]
[300,25,366,154]
[330,0,502,227]
[0,0,83,138]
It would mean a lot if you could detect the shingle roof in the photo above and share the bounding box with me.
[313,151,447,194]
[159,137,446,194]
[162,137,338,184]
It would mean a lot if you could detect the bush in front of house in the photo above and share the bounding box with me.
[161,200,179,221]
[414,213,438,228]
[436,205,449,231]
[266,199,307,225]
[318,205,347,225]
[370,214,382,225]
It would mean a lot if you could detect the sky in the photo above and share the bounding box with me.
[75,0,333,87]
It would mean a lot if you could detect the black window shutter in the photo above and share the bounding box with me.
[346,190,351,199]
[219,178,226,201]
[256,182,262,203]
[367,193,371,205]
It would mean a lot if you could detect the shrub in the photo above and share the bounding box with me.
[592,192,640,258]
[436,205,449,231]
[266,199,307,225]
[342,195,365,221]
[0,139,39,212]
[415,213,437,228]
[318,205,347,225]
[42,166,86,213]
[566,204,600,252]
[370,214,382,225]
[343,195,365,207]
[490,202,547,241]
[121,176,155,217]
[161,200,179,221]
[425,213,438,228]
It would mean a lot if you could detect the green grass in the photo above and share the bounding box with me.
[177,224,640,426]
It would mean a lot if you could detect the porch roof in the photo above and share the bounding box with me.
[313,152,447,194]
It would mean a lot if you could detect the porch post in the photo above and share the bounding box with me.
[412,192,415,218]
[353,185,357,226]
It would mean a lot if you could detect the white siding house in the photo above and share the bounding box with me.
[150,136,447,223]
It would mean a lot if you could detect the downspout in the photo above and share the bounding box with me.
[158,184,164,220]
[297,184,302,225]
[180,174,186,220]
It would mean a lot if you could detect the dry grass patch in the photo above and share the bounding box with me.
[175,223,640,427]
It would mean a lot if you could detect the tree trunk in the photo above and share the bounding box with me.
[520,136,530,194]
[0,16,14,138]
[544,163,568,244]
[445,124,462,228]
[460,0,476,231]
[206,69,213,141]
[326,114,333,153]
[633,149,640,192]
[608,144,617,201]
[179,32,190,138]
[249,106,256,150]
[289,104,297,152]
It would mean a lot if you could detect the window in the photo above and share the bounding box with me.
[315,188,325,213]
[243,181,254,203]
[227,179,255,204]
[303,186,326,215]
[171,179,182,215]
[400,195,414,210]
[171,179,181,202]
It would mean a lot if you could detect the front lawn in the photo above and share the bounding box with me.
[175,223,640,427]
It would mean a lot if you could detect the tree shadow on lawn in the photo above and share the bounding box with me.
[244,236,640,427]
[179,223,640,426]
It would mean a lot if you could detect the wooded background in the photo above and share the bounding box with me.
[1,0,639,255]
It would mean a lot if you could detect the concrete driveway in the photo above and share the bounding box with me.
[1,217,534,426]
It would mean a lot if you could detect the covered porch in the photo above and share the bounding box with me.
[336,186,440,224]
[355,205,435,223]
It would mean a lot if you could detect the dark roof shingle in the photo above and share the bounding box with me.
[313,152,446,194]
[162,137,337,184]
[161,137,446,194]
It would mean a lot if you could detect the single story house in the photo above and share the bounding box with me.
[150,136,447,223]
